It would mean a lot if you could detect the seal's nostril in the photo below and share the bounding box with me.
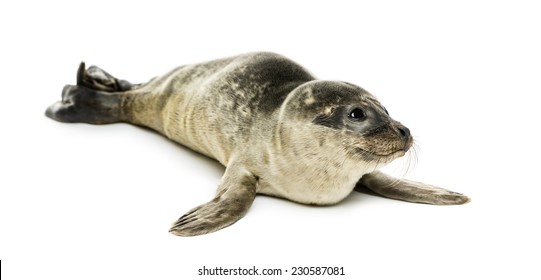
[398,126,410,139]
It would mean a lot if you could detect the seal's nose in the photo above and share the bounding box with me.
[398,126,410,140]
[396,124,412,150]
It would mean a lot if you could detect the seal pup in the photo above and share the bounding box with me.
[45,52,469,236]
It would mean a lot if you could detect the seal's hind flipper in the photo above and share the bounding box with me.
[77,62,137,92]
[45,85,121,124]
[356,171,470,205]
[169,166,258,236]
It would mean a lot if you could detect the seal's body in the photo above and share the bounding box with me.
[46,52,469,236]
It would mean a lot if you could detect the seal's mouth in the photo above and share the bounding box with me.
[353,147,407,159]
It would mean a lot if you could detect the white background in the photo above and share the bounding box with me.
[1,1,540,279]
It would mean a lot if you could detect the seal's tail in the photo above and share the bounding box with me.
[77,62,139,92]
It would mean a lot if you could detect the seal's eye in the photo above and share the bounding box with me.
[348,108,367,121]
[383,107,389,115]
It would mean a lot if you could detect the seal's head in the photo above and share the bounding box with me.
[264,80,413,204]
[277,80,412,174]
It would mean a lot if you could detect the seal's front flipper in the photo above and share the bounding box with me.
[356,171,470,205]
[77,62,138,92]
[170,166,258,236]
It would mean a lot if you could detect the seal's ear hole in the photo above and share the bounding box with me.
[348,108,367,121]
